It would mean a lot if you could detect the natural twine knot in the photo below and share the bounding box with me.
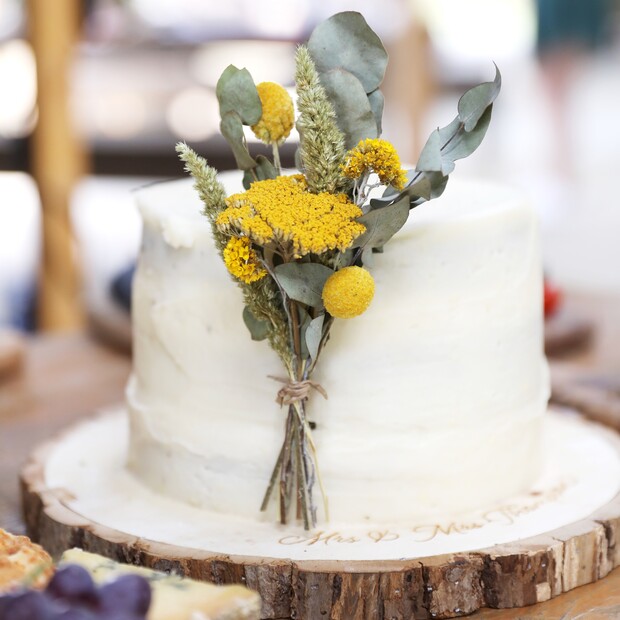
[269,376,328,407]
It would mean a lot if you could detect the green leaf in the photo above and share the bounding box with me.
[443,105,493,162]
[220,111,256,171]
[416,105,494,177]
[216,65,262,126]
[242,306,270,341]
[274,263,334,307]
[242,154,277,189]
[307,11,388,93]
[416,66,500,179]
[319,68,378,149]
[409,177,432,201]
[305,314,324,362]
[416,128,444,173]
[361,247,375,268]
[383,173,432,202]
[425,171,450,199]
[458,64,501,131]
[367,88,384,135]
[353,194,410,249]
[297,307,312,360]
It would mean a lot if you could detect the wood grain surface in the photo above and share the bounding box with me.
[0,332,130,534]
[20,450,620,619]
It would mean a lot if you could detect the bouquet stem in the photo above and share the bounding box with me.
[261,396,320,529]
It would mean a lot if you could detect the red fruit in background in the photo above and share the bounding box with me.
[544,279,562,318]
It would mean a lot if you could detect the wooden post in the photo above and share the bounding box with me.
[28,0,87,330]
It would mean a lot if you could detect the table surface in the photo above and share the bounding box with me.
[1,292,619,619]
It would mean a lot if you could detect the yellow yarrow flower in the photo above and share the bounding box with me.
[322,266,375,319]
[216,175,365,257]
[223,236,267,284]
[342,138,408,190]
[251,82,295,145]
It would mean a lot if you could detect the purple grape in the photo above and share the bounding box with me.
[52,610,96,620]
[46,566,98,605]
[98,613,144,620]
[1,590,51,620]
[98,575,151,615]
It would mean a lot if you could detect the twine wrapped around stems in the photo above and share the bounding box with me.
[269,375,328,407]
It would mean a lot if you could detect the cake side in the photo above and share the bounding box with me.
[127,174,548,523]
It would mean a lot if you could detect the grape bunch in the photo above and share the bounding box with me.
[0,564,152,620]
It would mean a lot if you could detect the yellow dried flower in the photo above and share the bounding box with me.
[342,138,408,190]
[216,175,365,257]
[223,236,267,284]
[251,82,295,145]
[322,266,375,319]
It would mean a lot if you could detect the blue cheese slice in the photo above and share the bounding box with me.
[60,549,260,620]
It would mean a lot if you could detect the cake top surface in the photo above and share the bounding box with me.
[135,173,529,250]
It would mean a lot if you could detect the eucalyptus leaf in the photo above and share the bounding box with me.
[415,66,500,181]
[307,11,388,93]
[396,176,433,202]
[242,306,270,341]
[458,65,501,131]
[305,314,324,362]
[381,169,416,199]
[220,111,256,171]
[442,105,493,162]
[361,247,375,268]
[416,105,494,177]
[375,173,432,211]
[242,154,277,189]
[319,68,378,149]
[416,126,445,173]
[216,65,262,126]
[274,263,334,307]
[297,307,312,360]
[367,88,384,135]
[425,171,450,199]
[353,194,410,249]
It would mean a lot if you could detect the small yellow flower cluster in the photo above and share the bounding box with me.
[223,236,267,284]
[322,266,375,319]
[342,138,408,190]
[251,82,295,145]
[217,175,365,257]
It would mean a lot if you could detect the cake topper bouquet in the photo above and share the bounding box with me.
[177,12,500,529]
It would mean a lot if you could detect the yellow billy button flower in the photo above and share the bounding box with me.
[322,266,375,319]
[223,236,267,284]
[251,82,295,145]
[342,138,408,190]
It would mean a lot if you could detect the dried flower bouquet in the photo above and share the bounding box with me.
[177,11,500,529]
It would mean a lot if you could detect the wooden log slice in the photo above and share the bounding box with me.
[20,410,620,620]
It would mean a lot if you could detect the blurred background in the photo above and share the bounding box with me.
[0,0,618,342]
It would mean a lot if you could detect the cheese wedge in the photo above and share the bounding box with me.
[60,548,261,620]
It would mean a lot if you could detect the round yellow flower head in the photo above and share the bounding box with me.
[251,82,294,145]
[322,266,375,319]
[223,236,267,284]
[342,138,408,190]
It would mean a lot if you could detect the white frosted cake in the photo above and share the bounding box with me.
[127,172,549,524]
